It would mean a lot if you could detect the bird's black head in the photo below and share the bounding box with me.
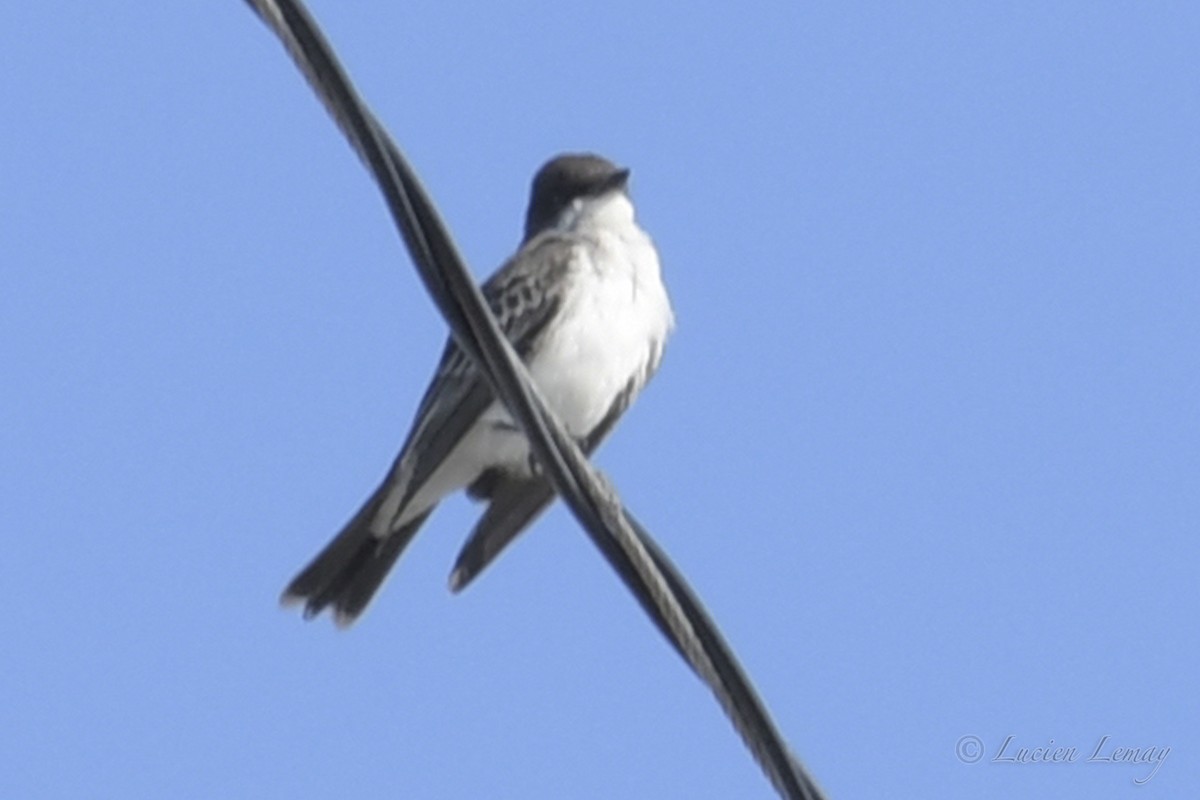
[523,153,631,242]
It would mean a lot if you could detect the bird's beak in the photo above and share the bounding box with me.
[604,168,631,193]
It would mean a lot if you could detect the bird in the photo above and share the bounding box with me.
[281,153,675,626]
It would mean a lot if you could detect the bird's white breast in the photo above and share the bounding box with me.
[390,193,673,526]
[518,195,670,435]
[482,192,673,446]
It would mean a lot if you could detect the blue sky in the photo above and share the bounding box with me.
[2,3,1195,798]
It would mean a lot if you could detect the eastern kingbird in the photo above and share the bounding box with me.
[282,153,675,626]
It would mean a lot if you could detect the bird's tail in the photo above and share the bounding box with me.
[281,490,432,627]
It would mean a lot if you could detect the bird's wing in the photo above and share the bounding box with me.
[378,233,580,523]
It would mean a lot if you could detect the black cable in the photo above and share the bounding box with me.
[242,3,826,797]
